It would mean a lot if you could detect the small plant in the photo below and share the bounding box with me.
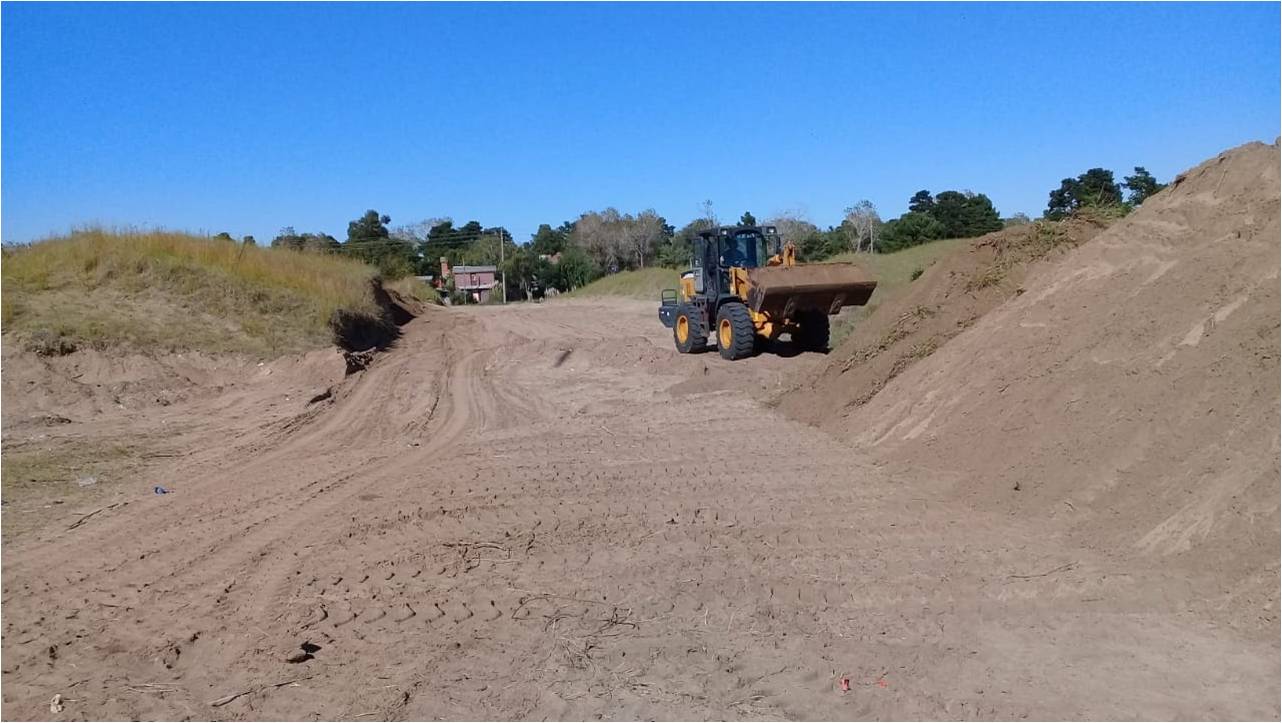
[910,266,924,281]
[966,267,1005,292]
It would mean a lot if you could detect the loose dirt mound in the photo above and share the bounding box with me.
[780,216,1110,426]
[806,141,1281,609]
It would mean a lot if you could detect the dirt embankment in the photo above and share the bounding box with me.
[779,216,1110,426]
[2,277,424,425]
[328,278,425,352]
[788,140,1281,618]
[1,274,428,538]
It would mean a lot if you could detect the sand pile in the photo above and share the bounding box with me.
[779,216,1110,426]
[808,141,1280,587]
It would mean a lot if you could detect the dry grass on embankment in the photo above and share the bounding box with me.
[567,266,680,300]
[385,275,443,306]
[1,228,398,357]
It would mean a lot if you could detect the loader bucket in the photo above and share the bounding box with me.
[746,262,877,317]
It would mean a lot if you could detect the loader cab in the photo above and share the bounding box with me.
[691,225,779,300]
[695,226,776,270]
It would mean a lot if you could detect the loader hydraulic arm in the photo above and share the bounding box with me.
[766,241,797,268]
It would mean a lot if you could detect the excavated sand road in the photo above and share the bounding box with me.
[2,298,1277,720]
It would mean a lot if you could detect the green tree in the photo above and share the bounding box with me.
[930,191,970,237]
[427,220,456,240]
[959,192,1003,236]
[1078,168,1123,207]
[1046,168,1123,219]
[1123,166,1166,206]
[1045,178,1080,220]
[418,219,521,275]
[241,235,256,246]
[530,223,568,256]
[739,211,757,227]
[271,227,339,253]
[879,212,945,252]
[794,227,849,261]
[908,190,935,215]
[419,220,464,262]
[550,246,600,291]
[345,210,416,278]
[456,228,517,267]
[214,232,234,241]
[347,210,391,242]
[501,246,536,300]
[656,218,716,268]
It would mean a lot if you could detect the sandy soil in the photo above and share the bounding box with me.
[2,292,1276,721]
[787,141,1281,641]
[779,216,1111,429]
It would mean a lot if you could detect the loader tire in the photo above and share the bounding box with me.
[796,310,831,352]
[673,303,706,354]
[715,302,757,361]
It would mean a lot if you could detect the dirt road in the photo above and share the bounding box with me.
[2,299,1277,720]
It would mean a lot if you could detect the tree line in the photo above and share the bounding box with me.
[234,163,1166,299]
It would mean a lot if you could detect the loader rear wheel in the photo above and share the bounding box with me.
[795,310,831,352]
[716,302,756,360]
[673,303,706,353]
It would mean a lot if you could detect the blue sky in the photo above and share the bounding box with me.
[3,2,1278,244]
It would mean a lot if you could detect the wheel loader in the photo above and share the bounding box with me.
[658,225,877,360]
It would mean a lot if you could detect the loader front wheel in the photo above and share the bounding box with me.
[716,302,757,360]
[795,310,831,352]
[673,304,706,353]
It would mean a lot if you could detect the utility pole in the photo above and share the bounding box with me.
[499,228,507,304]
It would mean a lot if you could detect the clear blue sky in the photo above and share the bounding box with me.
[3,2,1278,244]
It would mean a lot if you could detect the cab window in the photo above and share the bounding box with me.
[719,231,766,267]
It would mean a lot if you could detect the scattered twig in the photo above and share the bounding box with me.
[1007,561,1077,580]
[509,590,619,617]
[68,502,127,530]
[443,541,508,552]
[727,694,767,710]
[126,684,179,695]
[208,675,314,707]
[589,607,639,637]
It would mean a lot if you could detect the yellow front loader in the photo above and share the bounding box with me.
[658,225,877,360]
